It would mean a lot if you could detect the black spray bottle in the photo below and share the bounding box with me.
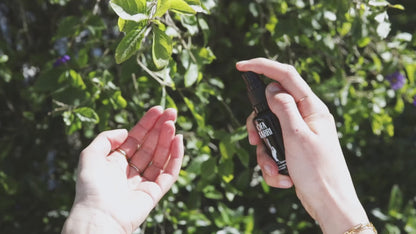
[242,71,288,175]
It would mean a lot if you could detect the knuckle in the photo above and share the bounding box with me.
[256,57,268,63]
[308,111,335,124]
[269,93,296,112]
[319,111,335,122]
[283,64,298,78]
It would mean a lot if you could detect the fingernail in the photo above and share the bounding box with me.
[248,133,255,145]
[236,60,247,69]
[177,134,183,142]
[278,178,293,188]
[263,164,276,176]
[266,83,281,94]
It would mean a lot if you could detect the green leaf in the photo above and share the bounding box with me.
[155,0,170,17]
[85,15,106,36]
[371,112,394,136]
[198,17,210,45]
[357,37,371,48]
[388,185,403,218]
[181,15,199,35]
[69,70,86,89]
[77,49,89,67]
[235,147,250,168]
[389,4,404,10]
[405,63,415,85]
[74,107,100,123]
[63,111,74,126]
[338,22,352,37]
[184,97,205,128]
[198,47,216,64]
[222,174,234,183]
[110,91,127,109]
[55,16,80,38]
[170,0,196,14]
[184,63,199,87]
[394,96,404,113]
[230,126,248,143]
[115,28,146,64]
[202,185,223,200]
[265,13,278,35]
[219,141,234,160]
[201,157,217,177]
[152,25,172,69]
[117,18,145,32]
[405,216,416,233]
[110,0,147,22]
[0,54,8,63]
[218,158,234,183]
[34,69,64,92]
[155,0,196,17]
[369,0,389,7]
[260,179,270,193]
[63,110,83,134]
[185,0,201,5]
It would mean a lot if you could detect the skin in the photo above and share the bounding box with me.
[62,58,374,234]
[62,106,184,234]
[236,58,373,234]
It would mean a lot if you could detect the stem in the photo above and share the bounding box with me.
[163,13,197,63]
[136,58,173,87]
[160,85,166,109]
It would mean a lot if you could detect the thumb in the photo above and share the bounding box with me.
[265,83,310,138]
[81,129,129,163]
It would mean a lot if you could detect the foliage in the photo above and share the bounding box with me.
[0,0,415,233]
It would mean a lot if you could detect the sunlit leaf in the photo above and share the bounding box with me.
[155,0,196,17]
[184,63,199,87]
[74,107,100,123]
[110,0,147,22]
[389,4,404,10]
[152,25,172,69]
[115,28,146,64]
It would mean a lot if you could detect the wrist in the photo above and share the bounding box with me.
[314,190,369,234]
[344,223,377,234]
[62,203,130,234]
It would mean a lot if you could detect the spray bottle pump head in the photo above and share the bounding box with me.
[242,71,269,114]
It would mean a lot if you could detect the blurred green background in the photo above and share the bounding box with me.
[1,0,415,233]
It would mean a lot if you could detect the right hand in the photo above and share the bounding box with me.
[236,58,370,234]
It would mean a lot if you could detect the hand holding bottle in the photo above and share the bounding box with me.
[236,58,373,234]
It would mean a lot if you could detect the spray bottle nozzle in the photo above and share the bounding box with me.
[242,72,268,114]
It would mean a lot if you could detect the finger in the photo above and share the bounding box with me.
[81,129,128,165]
[130,135,183,206]
[136,121,176,180]
[265,83,311,137]
[256,143,293,188]
[236,58,311,101]
[117,106,164,158]
[236,58,328,118]
[156,134,184,193]
[246,111,261,145]
[129,108,178,172]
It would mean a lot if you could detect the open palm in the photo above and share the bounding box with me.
[64,106,184,234]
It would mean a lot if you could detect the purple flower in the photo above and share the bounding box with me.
[53,55,70,67]
[413,95,416,107]
[385,71,406,90]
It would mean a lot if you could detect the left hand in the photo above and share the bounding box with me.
[62,106,184,234]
